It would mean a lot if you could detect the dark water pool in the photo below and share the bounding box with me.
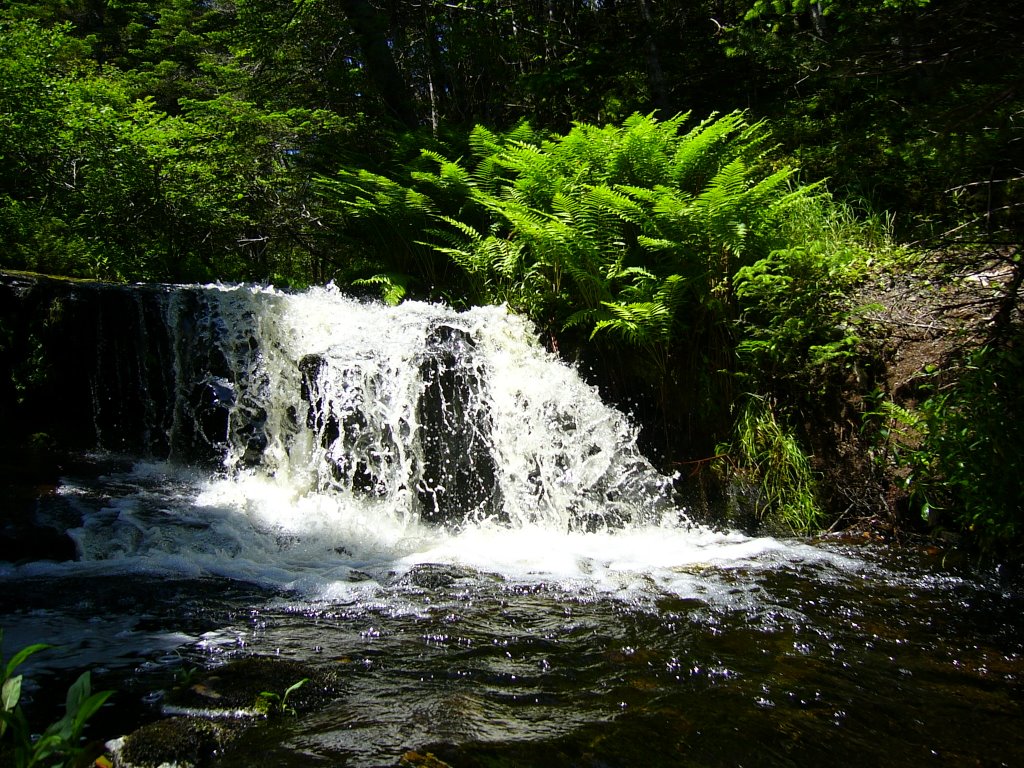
[1,456,1022,767]
[3,549,1022,767]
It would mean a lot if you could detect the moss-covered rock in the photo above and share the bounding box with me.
[164,657,332,715]
[111,717,241,768]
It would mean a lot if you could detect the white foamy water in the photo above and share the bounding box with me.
[6,284,864,606]
[36,457,857,615]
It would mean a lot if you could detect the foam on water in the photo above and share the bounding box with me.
[6,283,866,608]
[27,457,863,615]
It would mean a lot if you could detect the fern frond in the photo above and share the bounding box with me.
[482,236,524,278]
[436,215,484,244]
[583,185,649,228]
[351,273,413,306]
[564,307,602,329]
[697,157,751,212]
[504,119,539,145]
[636,235,678,253]
[592,300,674,345]
[468,124,502,159]
[671,111,749,190]
[415,149,472,193]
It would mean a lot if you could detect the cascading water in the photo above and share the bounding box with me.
[3,278,1021,768]
[49,282,805,596]
[169,283,675,532]
[3,279,835,595]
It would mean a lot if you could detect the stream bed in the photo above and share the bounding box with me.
[2,455,1022,768]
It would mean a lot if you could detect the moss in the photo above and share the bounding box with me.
[166,657,334,715]
[117,718,239,768]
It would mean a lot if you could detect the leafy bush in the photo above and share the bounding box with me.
[1,630,113,768]
[319,111,894,529]
[881,342,1024,554]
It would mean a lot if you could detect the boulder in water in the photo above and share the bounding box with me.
[416,324,500,525]
[108,717,240,768]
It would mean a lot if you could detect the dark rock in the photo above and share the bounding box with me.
[298,353,382,494]
[416,324,500,525]
[0,523,77,563]
[399,563,478,590]
[188,378,234,454]
[164,657,333,715]
[114,717,241,768]
[0,272,180,456]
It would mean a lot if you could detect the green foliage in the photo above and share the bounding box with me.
[719,396,824,533]
[352,273,413,306]
[323,111,808,334]
[320,111,889,530]
[1,630,113,768]
[734,237,883,392]
[723,0,1023,248]
[0,16,355,284]
[254,678,309,717]
[877,343,1024,553]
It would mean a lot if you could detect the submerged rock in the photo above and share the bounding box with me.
[399,563,481,590]
[109,717,241,768]
[400,751,455,768]
[164,657,329,715]
[107,656,341,768]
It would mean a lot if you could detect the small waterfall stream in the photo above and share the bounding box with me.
[16,281,801,595]
[1,277,1022,767]
[159,284,675,531]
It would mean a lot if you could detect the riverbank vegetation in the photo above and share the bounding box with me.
[1,0,1020,558]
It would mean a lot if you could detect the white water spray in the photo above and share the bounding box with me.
[20,283,859,602]
[162,284,676,532]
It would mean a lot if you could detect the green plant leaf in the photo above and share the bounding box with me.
[2,674,22,713]
[283,678,309,699]
[71,689,114,737]
[5,643,51,680]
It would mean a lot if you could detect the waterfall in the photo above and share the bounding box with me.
[1,274,854,605]
[154,284,676,532]
[0,276,676,533]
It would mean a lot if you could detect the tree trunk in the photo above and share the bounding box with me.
[637,0,668,110]
[338,0,419,128]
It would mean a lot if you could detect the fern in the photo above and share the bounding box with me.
[351,273,412,306]
[670,111,749,190]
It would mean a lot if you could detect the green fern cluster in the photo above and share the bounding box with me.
[317,111,891,532]
[414,113,813,372]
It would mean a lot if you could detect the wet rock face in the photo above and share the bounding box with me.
[0,523,76,563]
[299,352,383,494]
[0,274,173,454]
[184,378,233,461]
[416,324,500,526]
[0,274,276,466]
[298,326,501,527]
